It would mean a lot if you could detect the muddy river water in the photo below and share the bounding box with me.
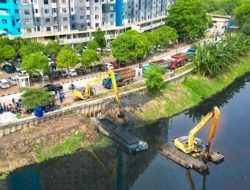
[5,73,250,190]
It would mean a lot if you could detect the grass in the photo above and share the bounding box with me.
[34,130,84,163]
[175,62,194,75]
[0,173,8,180]
[137,56,250,122]
[34,130,111,163]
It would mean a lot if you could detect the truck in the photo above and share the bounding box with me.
[170,52,188,70]
[143,59,171,73]
[102,67,136,89]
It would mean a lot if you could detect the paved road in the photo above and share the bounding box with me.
[0,44,190,105]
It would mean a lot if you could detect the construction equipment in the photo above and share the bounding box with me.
[161,106,224,173]
[174,106,220,154]
[73,70,119,102]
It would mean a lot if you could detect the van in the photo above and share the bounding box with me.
[8,76,18,86]
[0,79,11,89]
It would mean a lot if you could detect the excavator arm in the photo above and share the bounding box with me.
[73,70,119,103]
[174,106,220,153]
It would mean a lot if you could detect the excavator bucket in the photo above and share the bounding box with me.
[73,89,85,100]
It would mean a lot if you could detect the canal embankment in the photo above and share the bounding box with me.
[136,56,250,122]
[1,56,250,178]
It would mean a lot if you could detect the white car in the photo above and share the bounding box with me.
[68,69,77,77]
[8,76,18,86]
[104,63,114,70]
[0,79,11,89]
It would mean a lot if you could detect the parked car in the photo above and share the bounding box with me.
[58,69,68,78]
[8,76,18,86]
[43,83,63,92]
[49,71,60,80]
[68,69,77,77]
[0,79,11,89]
[2,64,16,73]
[75,67,85,76]
[104,63,114,70]
[30,73,41,82]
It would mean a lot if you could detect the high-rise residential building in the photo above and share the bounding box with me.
[0,0,21,36]
[17,0,175,43]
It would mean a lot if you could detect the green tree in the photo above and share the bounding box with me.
[19,42,45,58]
[75,43,85,54]
[153,26,178,48]
[111,30,151,62]
[241,22,250,35]
[234,0,250,26]
[21,53,49,74]
[145,65,165,92]
[57,48,78,68]
[0,45,16,62]
[166,0,209,42]
[87,40,99,50]
[94,28,106,50]
[45,41,61,55]
[21,88,54,109]
[81,49,101,67]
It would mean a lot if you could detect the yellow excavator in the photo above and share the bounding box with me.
[73,70,119,102]
[174,106,220,155]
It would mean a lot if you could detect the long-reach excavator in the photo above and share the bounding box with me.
[160,106,224,173]
[73,70,119,102]
[174,106,220,156]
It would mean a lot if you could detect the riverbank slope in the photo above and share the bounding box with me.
[136,56,250,122]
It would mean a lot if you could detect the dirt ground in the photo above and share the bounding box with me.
[0,113,99,173]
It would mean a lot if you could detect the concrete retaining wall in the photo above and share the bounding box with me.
[0,69,193,138]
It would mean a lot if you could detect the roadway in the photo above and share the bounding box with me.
[0,44,190,105]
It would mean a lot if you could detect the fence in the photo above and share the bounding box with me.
[0,69,193,138]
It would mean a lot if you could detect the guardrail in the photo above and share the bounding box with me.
[0,69,194,138]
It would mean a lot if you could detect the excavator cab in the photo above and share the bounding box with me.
[174,106,220,154]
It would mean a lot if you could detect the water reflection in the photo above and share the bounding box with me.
[6,119,168,190]
[186,73,250,121]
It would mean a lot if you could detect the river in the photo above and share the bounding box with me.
[4,73,250,190]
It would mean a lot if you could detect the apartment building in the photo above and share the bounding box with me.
[0,0,21,36]
[18,0,175,43]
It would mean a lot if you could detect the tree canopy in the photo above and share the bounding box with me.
[94,28,106,49]
[166,0,209,42]
[0,45,16,63]
[21,88,54,109]
[144,65,165,92]
[87,40,99,50]
[234,0,250,26]
[21,53,49,74]
[57,48,78,68]
[19,42,45,58]
[193,33,250,77]
[81,49,101,67]
[111,30,151,62]
[45,41,61,55]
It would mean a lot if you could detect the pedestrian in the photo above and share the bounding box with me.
[59,94,63,103]
[3,103,6,112]
[12,98,15,105]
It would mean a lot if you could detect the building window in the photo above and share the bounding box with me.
[2,19,7,24]
[110,6,114,11]
[44,0,49,4]
[36,18,40,23]
[0,0,7,3]
[87,7,90,10]
[35,9,38,13]
[15,9,19,14]
[95,15,99,19]
[53,26,58,30]
[46,27,51,31]
[61,0,66,3]
[53,17,57,21]
[46,18,50,22]
[63,17,67,21]
[80,16,84,20]
[24,10,30,15]
[110,14,114,18]
[62,8,67,13]
[52,0,56,2]
[71,7,74,12]
[95,0,98,2]
[63,26,68,30]
[95,23,99,27]
[44,9,49,14]
[52,8,57,13]
[80,7,84,12]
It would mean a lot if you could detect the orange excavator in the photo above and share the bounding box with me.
[174,106,220,159]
